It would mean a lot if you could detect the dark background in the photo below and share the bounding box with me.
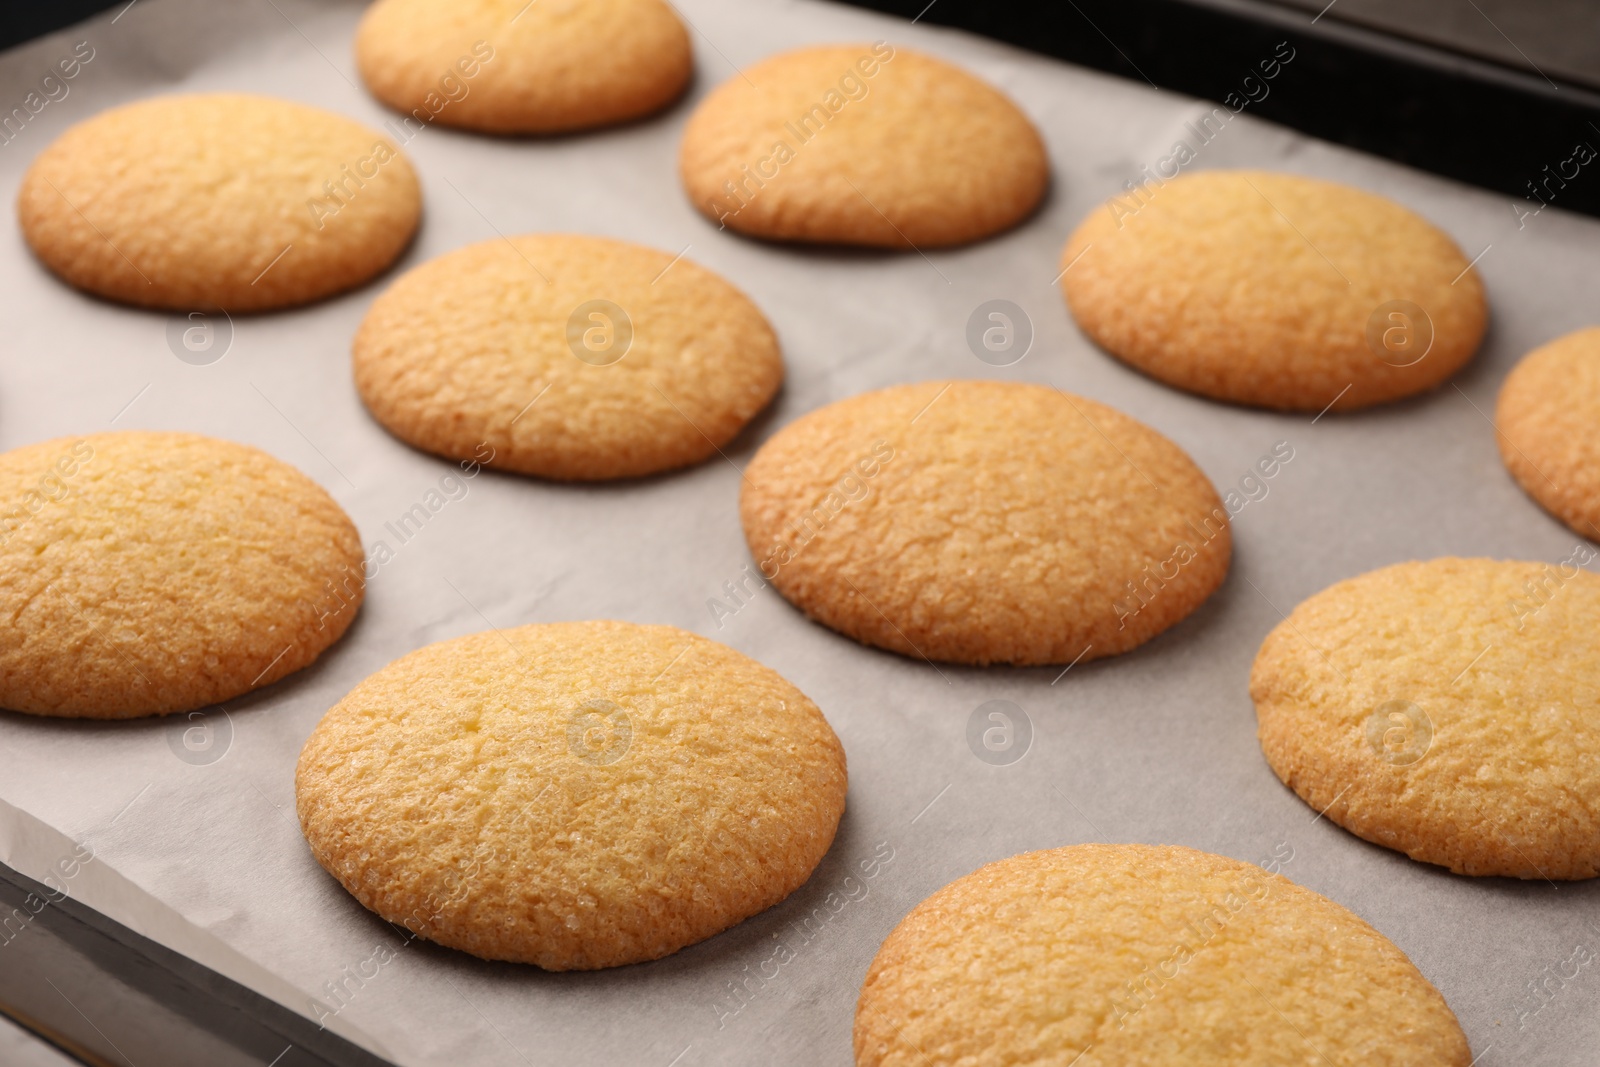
[842,0,1600,217]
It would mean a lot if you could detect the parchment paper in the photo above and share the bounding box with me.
[1,0,1598,1063]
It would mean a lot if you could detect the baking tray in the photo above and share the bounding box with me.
[835,0,1600,219]
[0,0,1598,1064]
[0,857,386,1066]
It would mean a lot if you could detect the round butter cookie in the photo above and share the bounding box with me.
[1060,170,1487,411]
[739,380,1230,666]
[855,844,1470,1067]
[1496,326,1600,540]
[355,0,691,134]
[17,93,420,312]
[1252,557,1600,879]
[680,44,1047,248]
[353,234,782,480]
[0,432,362,719]
[295,621,847,969]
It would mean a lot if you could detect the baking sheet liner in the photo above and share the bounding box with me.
[1,0,1598,1062]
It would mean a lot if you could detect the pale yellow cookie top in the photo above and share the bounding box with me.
[1252,557,1600,878]
[1062,170,1487,411]
[855,844,1470,1067]
[18,93,420,312]
[295,621,847,970]
[353,233,782,480]
[0,431,363,719]
[680,44,1048,248]
[355,0,691,134]
[1496,326,1600,540]
[740,380,1230,666]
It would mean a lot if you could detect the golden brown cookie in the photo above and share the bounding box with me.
[680,44,1048,248]
[1252,557,1600,879]
[740,380,1230,666]
[355,0,691,134]
[1496,326,1600,540]
[856,844,1470,1067]
[295,621,846,969]
[0,432,363,719]
[353,233,782,480]
[1061,170,1488,411]
[17,93,420,312]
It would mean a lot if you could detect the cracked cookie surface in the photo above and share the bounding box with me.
[680,44,1047,247]
[1496,326,1600,541]
[1252,557,1600,878]
[855,844,1469,1067]
[740,380,1230,665]
[1061,170,1487,411]
[354,234,782,480]
[296,621,847,969]
[0,431,362,718]
[19,93,419,311]
[356,0,691,134]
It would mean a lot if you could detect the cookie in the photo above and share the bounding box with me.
[354,233,782,480]
[1252,557,1600,879]
[680,44,1048,248]
[739,380,1230,666]
[18,93,420,312]
[295,621,846,969]
[0,432,363,719]
[1061,170,1488,411]
[856,844,1470,1067]
[1496,326,1600,540]
[355,0,691,134]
